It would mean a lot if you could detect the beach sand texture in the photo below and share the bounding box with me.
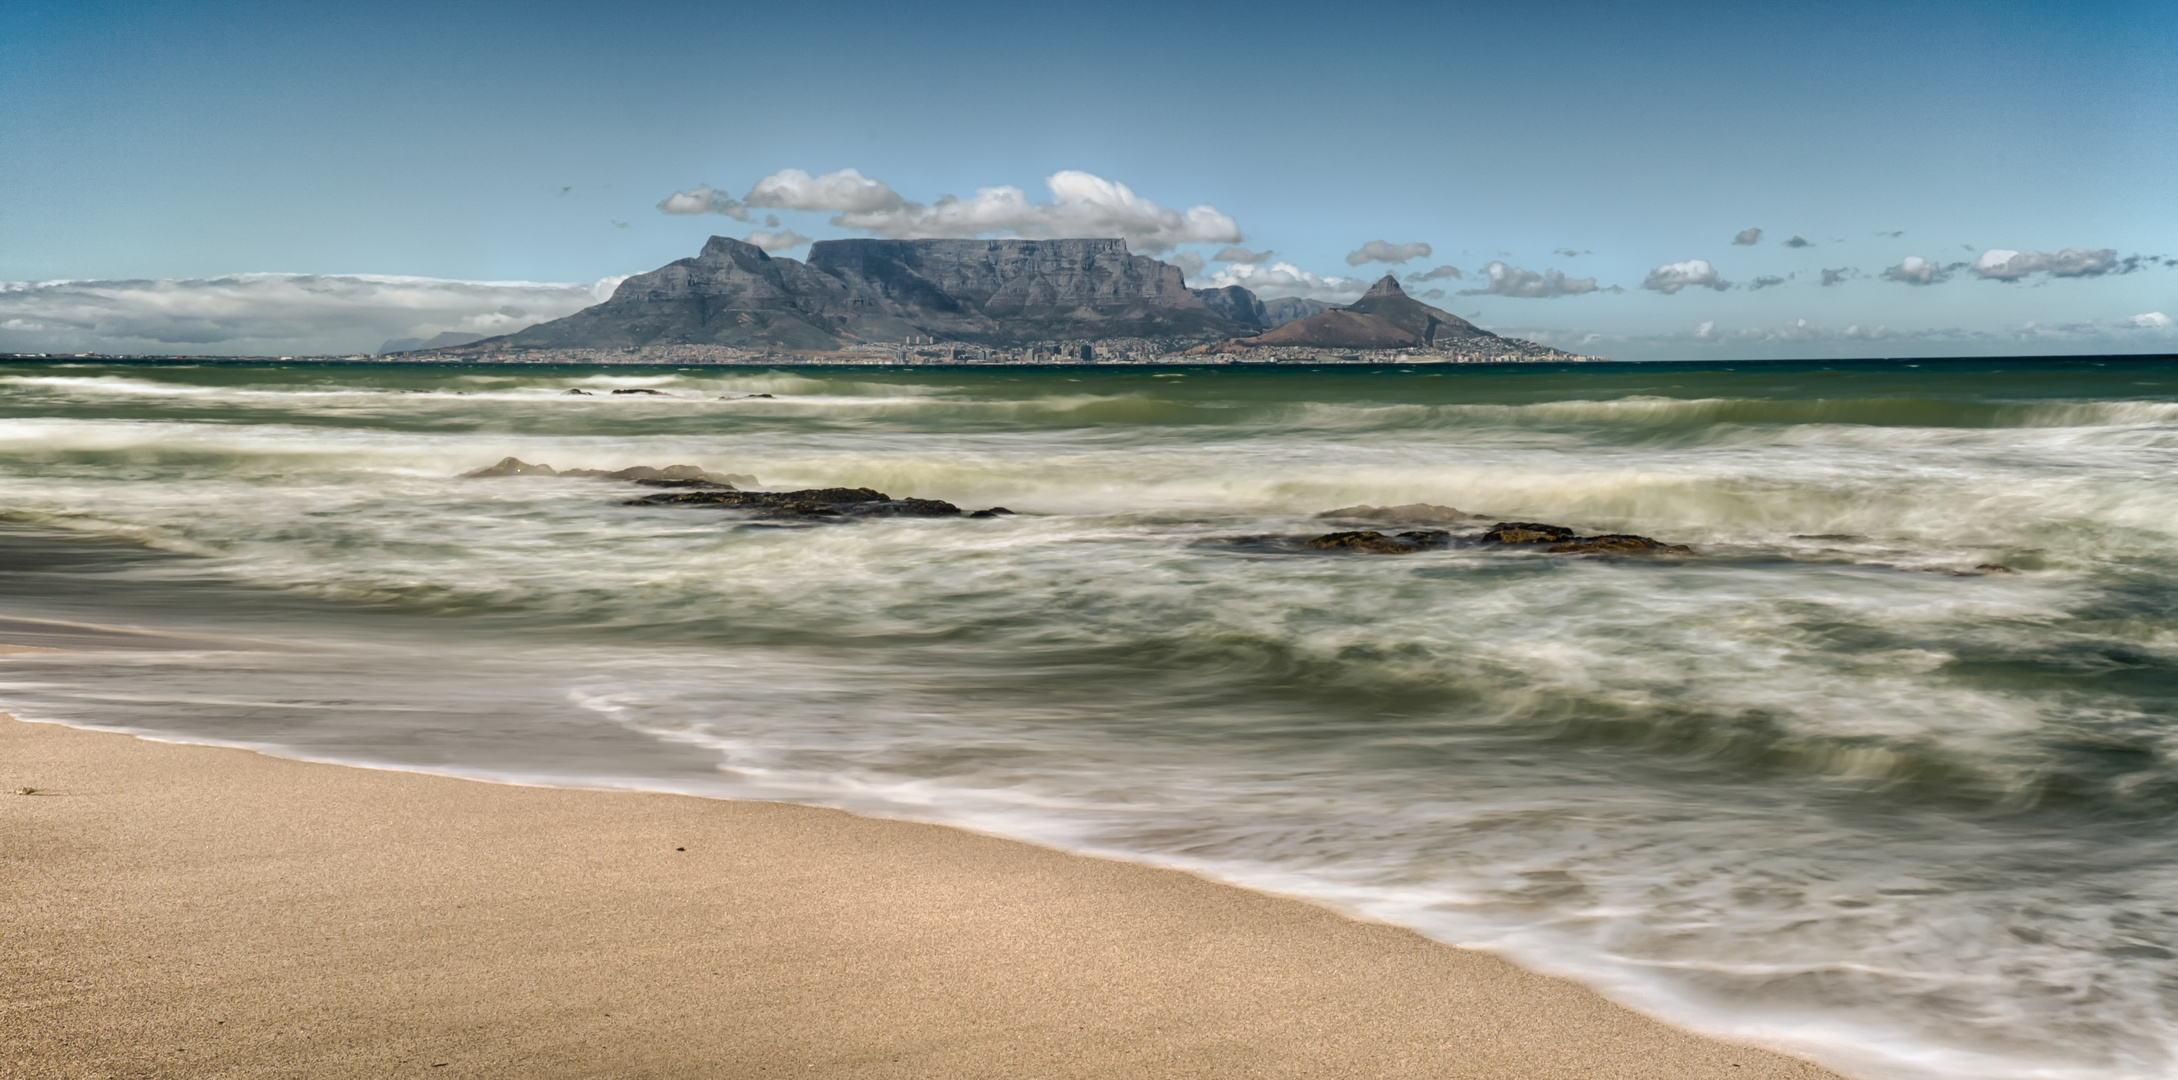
[3,716,1840,1079]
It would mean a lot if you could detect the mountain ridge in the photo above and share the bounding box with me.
[449,238,1579,359]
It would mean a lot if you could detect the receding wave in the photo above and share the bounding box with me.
[8,358,2178,1080]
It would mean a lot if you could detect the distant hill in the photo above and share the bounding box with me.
[463,237,1253,351]
[1210,276,1570,357]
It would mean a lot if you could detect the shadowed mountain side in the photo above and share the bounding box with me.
[1190,285,1270,328]
[1238,309,1429,349]
[1193,275,1573,357]
[1262,297,1335,327]
[1340,276,1493,346]
[468,237,1255,351]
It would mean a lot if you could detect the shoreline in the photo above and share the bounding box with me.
[3,713,1843,1079]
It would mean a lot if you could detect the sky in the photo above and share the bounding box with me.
[3,0,2174,359]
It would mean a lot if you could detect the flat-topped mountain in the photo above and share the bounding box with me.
[471,237,1251,351]
[450,238,1578,359]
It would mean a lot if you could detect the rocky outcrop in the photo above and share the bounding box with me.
[629,487,968,520]
[1304,530,1451,554]
[474,237,1255,351]
[1481,522,1691,554]
[1299,519,1692,556]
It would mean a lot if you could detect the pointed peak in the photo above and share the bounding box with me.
[1365,274,1406,298]
[700,235,772,261]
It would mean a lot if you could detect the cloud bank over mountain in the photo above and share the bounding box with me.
[1345,241,1432,266]
[1197,261,1369,303]
[660,169,1239,255]
[0,274,620,355]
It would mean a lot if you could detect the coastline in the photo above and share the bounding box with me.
[3,713,1842,1079]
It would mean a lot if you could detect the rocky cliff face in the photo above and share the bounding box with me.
[1261,297,1334,328]
[1190,285,1270,328]
[483,237,1249,350]
[486,237,856,351]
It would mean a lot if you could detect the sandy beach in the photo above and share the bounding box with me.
[1,714,1839,1080]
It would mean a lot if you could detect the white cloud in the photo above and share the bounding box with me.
[1970,247,2119,280]
[1640,259,1730,294]
[1197,261,1368,303]
[1749,275,1788,290]
[1733,228,1762,245]
[743,229,812,252]
[1345,240,1432,266]
[2129,312,2172,329]
[1170,251,1205,278]
[1784,235,1813,248]
[1882,256,1954,285]
[743,167,906,214]
[1411,264,1463,281]
[1213,246,1274,263]
[1459,261,1599,299]
[0,274,618,356]
[656,184,748,219]
[796,170,1241,255]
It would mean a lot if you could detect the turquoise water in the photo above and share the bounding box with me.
[4,358,2178,1079]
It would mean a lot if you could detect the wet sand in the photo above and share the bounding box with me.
[2,714,1842,1079]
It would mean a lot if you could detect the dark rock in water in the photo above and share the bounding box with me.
[718,393,777,400]
[1483,521,1691,555]
[462,457,558,478]
[1317,503,1470,525]
[1975,564,2015,574]
[1481,522,1576,544]
[1549,534,1693,555]
[632,478,736,490]
[968,506,1017,518]
[1305,529,1450,554]
[611,388,667,395]
[629,486,963,521]
[563,388,592,396]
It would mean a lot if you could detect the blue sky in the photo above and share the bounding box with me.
[3,0,2174,358]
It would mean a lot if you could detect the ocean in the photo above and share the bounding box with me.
[4,357,2176,1079]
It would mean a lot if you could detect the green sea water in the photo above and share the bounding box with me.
[5,357,2178,1079]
